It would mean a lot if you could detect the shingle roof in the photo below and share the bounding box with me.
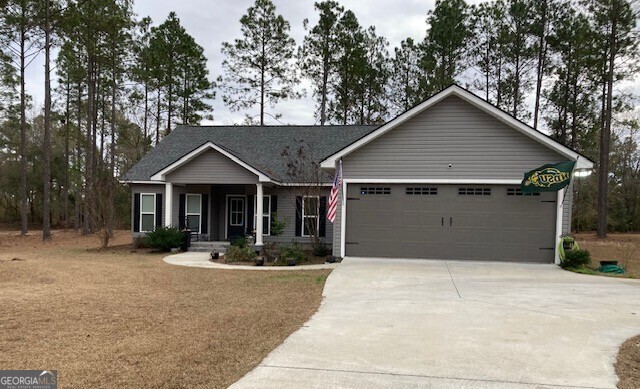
[121,125,379,182]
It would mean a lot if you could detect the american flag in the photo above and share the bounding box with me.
[327,160,342,223]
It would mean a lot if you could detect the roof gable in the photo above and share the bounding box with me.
[320,85,594,170]
[120,125,378,183]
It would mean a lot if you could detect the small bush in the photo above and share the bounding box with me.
[145,227,184,252]
[270,212,288,237]
[231,236,247,248]
[132,236,150,249]
[561,248,591,269]
[280,242,307,263]
[312,241,331,257]
[226,245,256,262]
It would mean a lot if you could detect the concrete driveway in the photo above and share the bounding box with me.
[232,258,640,389]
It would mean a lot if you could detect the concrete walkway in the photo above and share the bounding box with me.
[163,252,338,271]
[232,257,640,389]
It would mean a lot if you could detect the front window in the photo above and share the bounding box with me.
[230,198,244,226]
[302,196,319,237]
[140,193,156,232]
[186,194,202,233]
[254,195,271,235]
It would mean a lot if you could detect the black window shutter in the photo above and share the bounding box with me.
[319,196,327,237]
[155,193,163,229]
[295,196,302,236]
[271,195,277,214]
[133,193,140,232]
[178,194,186,230]
[201,194,209,234]
[247,194,254,235]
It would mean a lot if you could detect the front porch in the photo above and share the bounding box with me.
[165,183,272,248]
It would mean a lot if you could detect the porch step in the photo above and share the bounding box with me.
[188,241,230,253]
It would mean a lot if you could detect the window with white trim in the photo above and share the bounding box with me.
[230,197,244,226]
[302,196,319,237]
[253,195,271,235]
[186,194,202,233]
[140,193,156,232]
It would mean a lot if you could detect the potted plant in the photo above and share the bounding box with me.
[210,250,219,260]
[255,256,265,266]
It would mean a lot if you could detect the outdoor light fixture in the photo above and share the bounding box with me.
[573,169,593,178]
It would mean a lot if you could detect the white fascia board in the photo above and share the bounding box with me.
[320,85,595,170]
[343,178,522,185]
[271,182,333,187]
[150,142,271,182]
[119,180,164,185]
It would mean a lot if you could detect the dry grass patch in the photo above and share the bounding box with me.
[616,335,640,389]
[574,233,640,277]
[0,230,330,388]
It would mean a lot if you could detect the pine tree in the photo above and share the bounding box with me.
[388,38,422,115]
[357,26,389,124]
[220,0,299,125]
[469,0,507,104]
[0,0,40,235]
[421,0,470,96]
[300,1,344,125]
[329,10,367,124]
[587,0,639,237]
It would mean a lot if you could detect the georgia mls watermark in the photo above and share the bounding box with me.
[0,370,57,389]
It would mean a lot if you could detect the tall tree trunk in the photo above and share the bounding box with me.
[84,55,94,235]
[143,77,148,151]
[75,83,83,231]
[155,88,161,144]
[597,16,618,239]
[64,79,71,229]
[19,8,28,236]
[42,0,52,241]
[533,0,547,130]
[109,46,117,238]
[320,54,329,125]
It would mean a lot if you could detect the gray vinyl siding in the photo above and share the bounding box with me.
[342,96,568,180]
[131,184,165,237]
[263,187,334,246]
[166,149,259,184]
[171,185,185,227]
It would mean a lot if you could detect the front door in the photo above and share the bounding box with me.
[227,196,246,240]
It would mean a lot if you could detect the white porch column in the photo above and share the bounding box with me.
[165,182,173,227]
[255,183,264,247]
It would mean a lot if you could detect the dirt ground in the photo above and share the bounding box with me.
[0,230,329,388]
[574,233,640,277]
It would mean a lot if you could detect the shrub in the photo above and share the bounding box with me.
[145,227,184,252]
[280,242,307,263]
[226,245,256,262]
[312,241,331,257]
[270,212,288,237]
[132,236,150,249]
[231,236,247,248]
[561,249,591,269]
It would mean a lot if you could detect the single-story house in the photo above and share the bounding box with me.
[121,85,594,264]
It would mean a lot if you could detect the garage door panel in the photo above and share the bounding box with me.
[345,184,556,262]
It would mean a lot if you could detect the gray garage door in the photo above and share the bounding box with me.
[345,184,556,262]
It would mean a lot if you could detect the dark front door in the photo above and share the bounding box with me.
[227,196,246,240]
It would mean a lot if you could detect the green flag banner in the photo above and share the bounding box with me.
[521,161,576,193]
